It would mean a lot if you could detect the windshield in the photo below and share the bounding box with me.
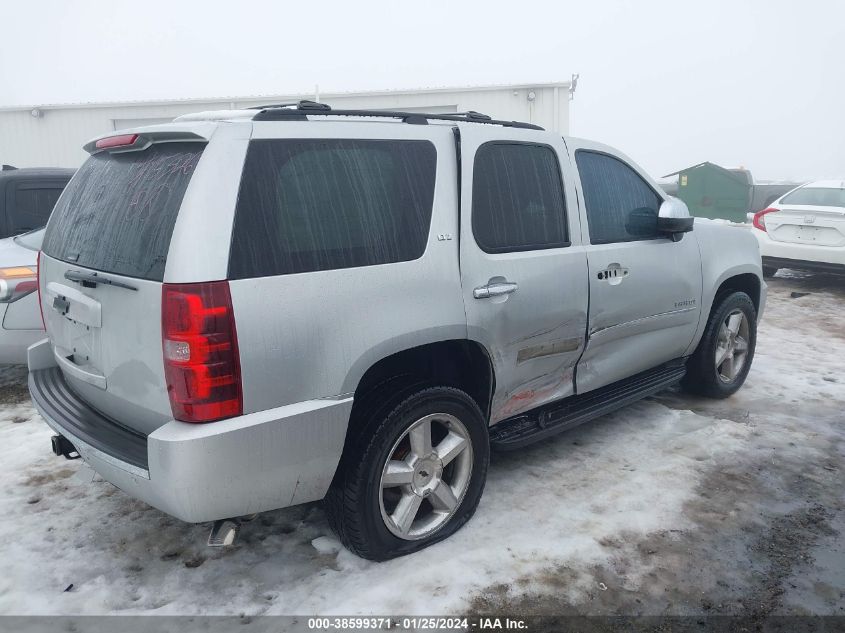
[781,187,845,208]
[13,227,45,251]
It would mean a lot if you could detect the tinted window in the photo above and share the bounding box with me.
[9,184,64,234]
[43,143,204,281]
[229,139,436,279]
[575,151,662,244]
[472,143,568,253]
[781,187,845,207]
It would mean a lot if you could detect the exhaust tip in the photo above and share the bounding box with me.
[208,519,240,547]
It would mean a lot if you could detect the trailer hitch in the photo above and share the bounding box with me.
[51,435,80,460]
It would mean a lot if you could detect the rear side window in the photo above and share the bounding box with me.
[228,139,436,279]
[575,150,662,244]
[9,183,65,234]
[42,142,204,281]
[472,142,568,253]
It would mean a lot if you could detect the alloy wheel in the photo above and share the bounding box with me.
[378,413,473,540]
[715,308,750,383]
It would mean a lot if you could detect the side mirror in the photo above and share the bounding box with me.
[657,197,694,241]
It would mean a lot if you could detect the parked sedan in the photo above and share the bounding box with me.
[0,228,44,364]
[752,180,845,276]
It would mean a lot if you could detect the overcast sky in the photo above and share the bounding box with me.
[1,0,842,181]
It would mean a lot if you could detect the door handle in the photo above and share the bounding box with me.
[473,280,518,299]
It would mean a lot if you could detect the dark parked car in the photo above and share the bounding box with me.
[0,165,75,239]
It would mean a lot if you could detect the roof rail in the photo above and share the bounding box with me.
[248,99,329,111]
[251,100,543,130]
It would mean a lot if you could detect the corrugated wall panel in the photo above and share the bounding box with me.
[0,86,569,168]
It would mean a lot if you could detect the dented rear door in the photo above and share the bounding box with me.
[458,125,588,424]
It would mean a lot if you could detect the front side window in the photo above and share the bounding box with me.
[575,150,663,244]
[229,139,437,279]
[472,142,568,253]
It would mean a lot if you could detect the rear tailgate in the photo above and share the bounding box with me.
[766,205,845,247]
[40,136,209,435]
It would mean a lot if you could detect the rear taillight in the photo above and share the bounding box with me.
[0,264,39,305]
[162,281,242,423]
[752,207,778,232]
[37,251,45,329]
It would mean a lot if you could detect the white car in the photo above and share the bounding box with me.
[751,180,845,276]
[0,228,44,364]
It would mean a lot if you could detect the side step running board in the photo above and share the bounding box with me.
[490,361,687,451]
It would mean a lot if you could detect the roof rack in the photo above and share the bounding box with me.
[251,100,543,130]
[248,100,331,111]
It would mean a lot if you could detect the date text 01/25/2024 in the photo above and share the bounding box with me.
[306,616,528,630]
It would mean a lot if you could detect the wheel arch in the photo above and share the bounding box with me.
[346,338,495,422]
[712,272,762,313]
[685,266,764,356]
[330,337,495,496]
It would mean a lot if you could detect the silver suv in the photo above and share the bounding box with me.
[28,102,765,560]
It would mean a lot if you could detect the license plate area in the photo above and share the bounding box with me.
[56,317,98,367]
[794,225,821,241]
[775,224,841,246]
[45,281,104,381]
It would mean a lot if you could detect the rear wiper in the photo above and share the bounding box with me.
[64,270,138,291]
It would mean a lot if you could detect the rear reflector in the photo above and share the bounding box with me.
[95,134,140,150]
[37,251,44,328]
[752,207,778,232]
[162,281,242,423]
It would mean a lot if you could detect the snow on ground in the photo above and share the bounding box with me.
[1,271,843,616]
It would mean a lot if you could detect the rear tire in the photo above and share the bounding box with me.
[682,291,757,399]
[325,385,489,560]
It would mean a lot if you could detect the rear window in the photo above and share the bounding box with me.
[228,139,436,279]
[781,187,845,208]
[42,142,204,281]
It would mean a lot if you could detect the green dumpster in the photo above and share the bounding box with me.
[663,162,752,223]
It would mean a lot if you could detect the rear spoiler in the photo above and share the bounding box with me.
[83,129,210,155]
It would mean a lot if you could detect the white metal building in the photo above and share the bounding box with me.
[0,81,573,169]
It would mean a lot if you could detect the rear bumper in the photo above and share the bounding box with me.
[30,367,149,474]
[27,340,353,523]
[762,256,845,275]
[754,230,845,269]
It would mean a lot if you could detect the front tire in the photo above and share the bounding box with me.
[682,291,757,398]
[325,385,489,560]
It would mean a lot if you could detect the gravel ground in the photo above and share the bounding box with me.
[1,270,843,620]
